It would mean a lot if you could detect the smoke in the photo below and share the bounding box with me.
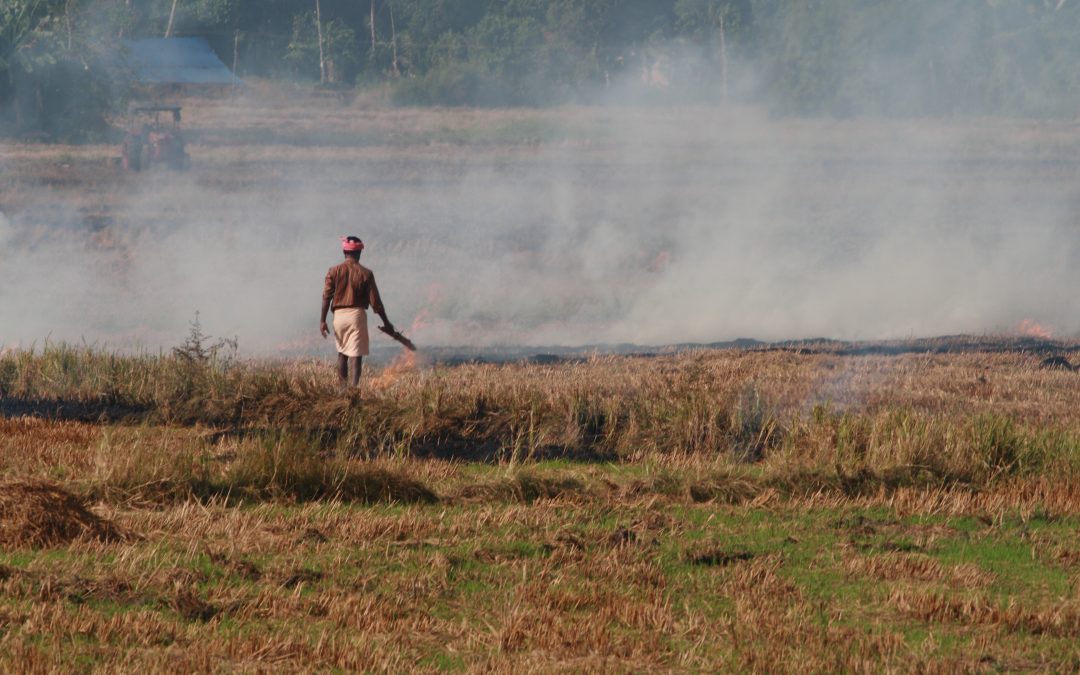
[2,84,1080,355]
[604,110,1080,344]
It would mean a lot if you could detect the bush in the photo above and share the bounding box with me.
[392,63,539,107]
[2,53,120,141]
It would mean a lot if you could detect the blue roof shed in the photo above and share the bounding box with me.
[122,38,238,86]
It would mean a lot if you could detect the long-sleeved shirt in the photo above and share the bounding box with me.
[323,258,385,314]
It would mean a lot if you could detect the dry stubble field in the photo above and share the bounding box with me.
[3,89,1080,671]
[1,344,1079,672]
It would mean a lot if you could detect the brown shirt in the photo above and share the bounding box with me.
[323,258,385,314]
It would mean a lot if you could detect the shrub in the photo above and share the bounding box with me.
[393,63,504,107]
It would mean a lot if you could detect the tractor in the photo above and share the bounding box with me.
[121,105,190,171]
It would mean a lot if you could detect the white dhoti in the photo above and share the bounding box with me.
[332,307,369,357]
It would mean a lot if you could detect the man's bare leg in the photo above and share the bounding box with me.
[348,356,363,388]
[337,353,349,388]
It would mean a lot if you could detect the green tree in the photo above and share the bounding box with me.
[286,10,357,83]
[2,0,119,138]
[1,0,56,87]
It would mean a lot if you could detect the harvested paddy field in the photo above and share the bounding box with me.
[1,345,1079,671]
[3,90,1080,670]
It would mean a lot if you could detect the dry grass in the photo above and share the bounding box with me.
[2,347,1079,517]
[843,551,996,587]
[4,347,1078,460]
[0,480,127,548]
[0,485,1076,670]
[891,588,1080,638]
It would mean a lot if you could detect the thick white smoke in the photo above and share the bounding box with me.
[1,98,1078,355]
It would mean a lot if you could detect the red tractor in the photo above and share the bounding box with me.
[121,105,190,171]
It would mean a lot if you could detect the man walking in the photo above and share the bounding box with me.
[320,236,394,389]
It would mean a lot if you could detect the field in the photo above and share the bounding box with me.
[3,88,1080,671]
[1,342,1079,671]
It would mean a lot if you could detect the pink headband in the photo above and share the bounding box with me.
[341,236,364,252]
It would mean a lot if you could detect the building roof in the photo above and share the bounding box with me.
[121,38,238,85]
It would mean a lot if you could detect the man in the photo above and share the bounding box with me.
[320,236,394,388]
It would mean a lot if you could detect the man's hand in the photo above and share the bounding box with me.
[320,321,329,338]
[381,322,395,334]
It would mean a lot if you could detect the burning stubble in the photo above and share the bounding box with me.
[1,104,1079,354]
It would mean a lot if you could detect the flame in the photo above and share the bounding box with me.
[1017,319,1053,339]
[368,349,417,389]
[368,304,434,389]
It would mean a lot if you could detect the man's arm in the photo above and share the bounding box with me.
[320,270,334,338]
[369,274,393,332]
[320,297,331,338]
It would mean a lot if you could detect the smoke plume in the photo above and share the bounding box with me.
[2,93,1079,355]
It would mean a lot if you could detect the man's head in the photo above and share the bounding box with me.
[341,236,364,259]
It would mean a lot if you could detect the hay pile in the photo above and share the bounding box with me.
[0,480,126,548]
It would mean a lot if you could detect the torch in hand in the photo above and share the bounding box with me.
[379,324,416,351]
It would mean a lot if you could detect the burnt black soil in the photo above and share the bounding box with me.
[417,334,1080,366]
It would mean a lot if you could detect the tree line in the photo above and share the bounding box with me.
[4,0,1080,138]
